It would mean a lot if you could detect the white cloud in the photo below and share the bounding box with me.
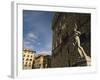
[37,50,52,55]
[37,42,41,45]
[28,32,37,39]
[24,44,34,50]
[25,32,38,43]
[23,40,35,49]
[24,41,30,45]
[23,32,38,49]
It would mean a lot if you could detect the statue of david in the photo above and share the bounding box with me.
[72,23,91,66]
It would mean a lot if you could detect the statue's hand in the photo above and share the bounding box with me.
[73,43,75,46]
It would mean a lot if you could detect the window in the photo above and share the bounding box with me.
[29,62,31,65]
[27,55,29,57]
[25,62,27,65]
[23,54,25,57]
[31,55,33,57]
[29,65,31,67]
[30,59,32,61]
[25,65,27,67]
[24,50,27,53]
[26,58,28,61]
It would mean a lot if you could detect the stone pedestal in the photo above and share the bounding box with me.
[72,56,91,66]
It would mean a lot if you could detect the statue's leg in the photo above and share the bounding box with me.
[78,46,91,63]
[79,46,87,57]
[78,47,84,58]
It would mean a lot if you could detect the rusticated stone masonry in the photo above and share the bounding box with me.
[51,12,91,67]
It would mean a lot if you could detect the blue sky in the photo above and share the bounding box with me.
[23,10,54,55]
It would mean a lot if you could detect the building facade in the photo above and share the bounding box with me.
[51,12,91,67]
[23,49,36,69]
[34,54,51,69]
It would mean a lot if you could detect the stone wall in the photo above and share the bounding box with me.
[51,12,91,67]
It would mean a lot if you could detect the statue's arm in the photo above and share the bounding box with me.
[75,36,81,47]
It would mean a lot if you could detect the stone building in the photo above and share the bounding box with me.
[51,12,91,67]
[23,49,36,69]
[34,54,51,69]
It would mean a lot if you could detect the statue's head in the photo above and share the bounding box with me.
[73,23,81,36]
